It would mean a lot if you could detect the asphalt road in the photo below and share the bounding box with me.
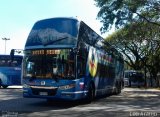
[0,87,160,117]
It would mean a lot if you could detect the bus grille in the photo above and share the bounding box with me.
[31,87,57,96]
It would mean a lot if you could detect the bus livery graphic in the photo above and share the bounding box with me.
[22,17,124,102]
[88,47,98,78]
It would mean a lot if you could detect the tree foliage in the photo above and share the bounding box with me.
[94,0,160,33]
[106,21,160,87]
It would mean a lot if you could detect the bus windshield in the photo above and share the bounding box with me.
[0,55,22,67]
[25,18,78,47]
[23,49,75,79]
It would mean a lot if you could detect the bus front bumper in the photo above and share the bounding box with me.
[23,88,88,101]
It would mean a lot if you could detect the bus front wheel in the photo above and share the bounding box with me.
[0,79,2,87]
[86,84,95,103]
[2,85,8,89]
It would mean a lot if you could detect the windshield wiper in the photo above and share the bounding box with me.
[52,74,63,82]
[43,36,68,46]
[64,75,75,80]
[52,74,75,80]
[29,75,36,82]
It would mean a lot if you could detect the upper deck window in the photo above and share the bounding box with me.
[25,18,79,47]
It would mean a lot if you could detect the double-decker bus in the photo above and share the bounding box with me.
[0,55,23,88]
[22,17,124,102]
[124,70,145,87]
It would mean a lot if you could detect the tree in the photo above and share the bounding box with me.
[94,0,160,33]
[106,22,145,70]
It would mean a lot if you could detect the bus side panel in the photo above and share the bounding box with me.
[0,67,21,86]
[85,47,116,97]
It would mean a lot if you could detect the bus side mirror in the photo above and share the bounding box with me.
[10,49,15,61]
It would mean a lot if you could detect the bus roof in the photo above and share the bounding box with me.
[36,17,79,23]
[24,17,123,60]
[0,54,23,58]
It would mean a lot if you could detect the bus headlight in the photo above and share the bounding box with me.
[59,84,75,90]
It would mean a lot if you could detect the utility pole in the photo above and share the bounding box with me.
[2,38,10,54]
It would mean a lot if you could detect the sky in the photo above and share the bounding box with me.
[0,0,110,54]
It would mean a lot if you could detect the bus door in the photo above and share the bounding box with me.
[77,47,87,79]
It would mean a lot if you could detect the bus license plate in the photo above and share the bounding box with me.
[39,92,48,96]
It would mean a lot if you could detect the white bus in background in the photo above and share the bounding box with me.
[124,70,145,87]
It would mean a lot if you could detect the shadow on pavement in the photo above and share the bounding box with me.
[0,88,160,117]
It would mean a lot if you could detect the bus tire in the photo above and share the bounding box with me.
[0,79,2,87]
[118,87,121,94]
[2,85,8,89]
[86,83,95,103]
[46,99,54,104]
[114,87,119,95]
[114,81,121,95]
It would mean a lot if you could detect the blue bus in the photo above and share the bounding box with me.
[22,17,124,102]
[0,55,23,88]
